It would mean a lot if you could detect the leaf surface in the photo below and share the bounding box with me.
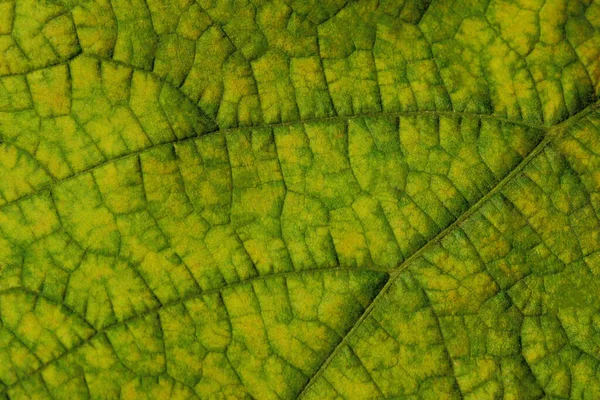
[0,0,600,398]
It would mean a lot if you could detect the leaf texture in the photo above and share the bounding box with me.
[0,0,599,399]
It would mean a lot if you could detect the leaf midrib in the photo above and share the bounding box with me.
[296,98,600,398]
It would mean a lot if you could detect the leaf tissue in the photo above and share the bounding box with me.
[0,0,599,398]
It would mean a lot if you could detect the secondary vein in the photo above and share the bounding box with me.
[0,265,386,393]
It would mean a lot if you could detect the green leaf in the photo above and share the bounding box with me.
[0,0,599,398]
